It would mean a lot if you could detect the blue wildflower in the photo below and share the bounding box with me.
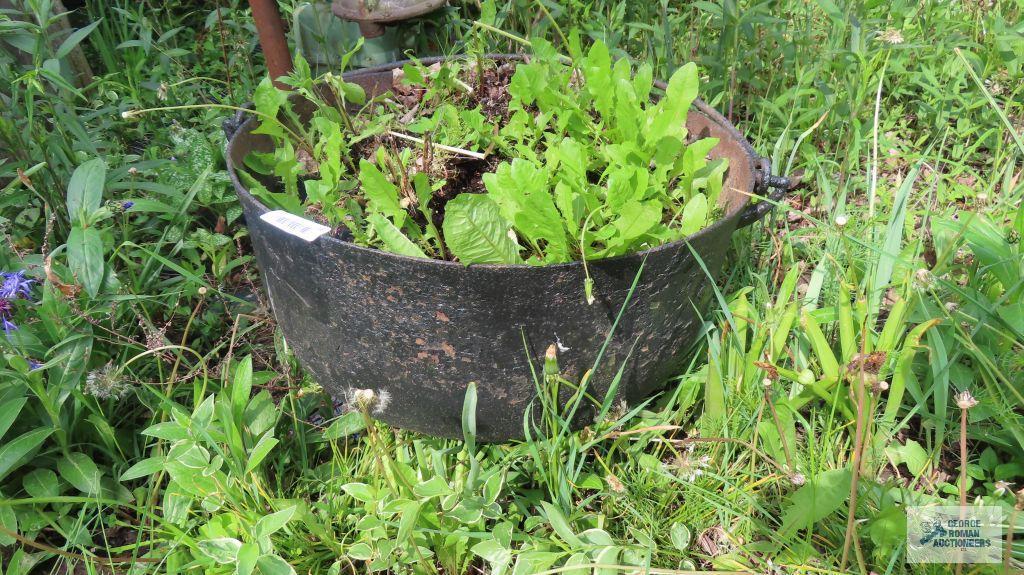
[0,298,16,335]
[0,270,33,300]
[122,201,135,210]
[27,359,42,370]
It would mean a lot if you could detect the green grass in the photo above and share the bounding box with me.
[0,0,1022,574]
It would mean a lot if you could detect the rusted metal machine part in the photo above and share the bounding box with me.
[331,0,446,38]
[249,0,294,88]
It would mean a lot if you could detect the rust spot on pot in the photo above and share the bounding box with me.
[436,311,450,322]
[416,351,439,364]
[385,286,403,302]
[440,341,455,359]
[415,337,426,345]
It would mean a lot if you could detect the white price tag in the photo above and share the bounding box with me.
[260,210,331,242]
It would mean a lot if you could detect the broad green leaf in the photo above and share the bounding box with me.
[540,501,583,547]
[582,40,613,117]
[255,505,297,538]
[251,78,288,138]
[57,452,103,495]
[162,481,190,526]
[609,200,661,252]
[359,160,405,227]
[780,468,852,534]
[142,421,189,441]
[443,194,523,265]
[472,539,511,570]
[120,456,166,481]
[232,356,254,419]
[511,550,562,575]
[579,528,614,546]
[885,440,930,476]
[0,397,27,441]
[0,428,53,482]
[0,504,16,546]
[255,554,296,575]
[67,225,104,298]
[484,160,568,260]
[67,158,106,221]
[593,546,621,575]
[678,193,709,236]
[341,482,377,503]
[56,20,102,59]
[396,500,422,544]
[868,506,907,550]
[322,411,366,439]
[413,476,453,499]
[562,552,590,575]
[646,62,698,145]
[669,522,691,551]
[368,213,427,258]
[245,432,279,473]
[23,468,59,498]
[237,542,260,575]
[198,538,242,564]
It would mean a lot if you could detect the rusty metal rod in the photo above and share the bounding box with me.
[249,0,293,89]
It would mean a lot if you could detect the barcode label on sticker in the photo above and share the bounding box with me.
[260,210,331,242]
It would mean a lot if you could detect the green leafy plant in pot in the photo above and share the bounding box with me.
[222,39,792,440]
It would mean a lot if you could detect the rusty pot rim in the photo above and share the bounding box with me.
[225,55,765,272]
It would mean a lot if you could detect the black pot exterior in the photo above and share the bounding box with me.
[227,57,762,441]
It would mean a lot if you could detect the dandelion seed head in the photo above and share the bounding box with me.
[914,268,934,288]
[606,473,625,493]
[669,445,711,482]
[878,28,904,44]
[955,389,978,410]
[344,387,390,414]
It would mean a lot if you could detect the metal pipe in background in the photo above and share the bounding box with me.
[249,0,294,89]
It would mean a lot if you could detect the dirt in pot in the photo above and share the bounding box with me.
[239,45,730,266]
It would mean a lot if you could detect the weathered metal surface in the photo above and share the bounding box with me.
[226,56,786,441]
[250,0,294,88]
[331,0,446,37]
[331,0,447,23]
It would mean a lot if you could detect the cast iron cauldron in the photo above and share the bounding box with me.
[224,56,795,441]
